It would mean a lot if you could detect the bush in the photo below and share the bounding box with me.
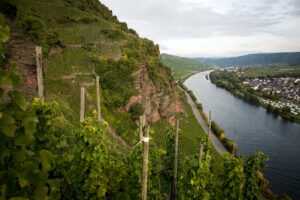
[222,137,236,153]
[201,112,209,125]
[101,29,126,40]
[188,90,197,101]
[82,43,96,52]
[20,16,45,40]
[195,102,203,112]
[129,28,138,35]
[129,103,144,120]
[211,120,224,137]
[41,31,60,56]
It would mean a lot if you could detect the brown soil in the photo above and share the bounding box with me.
[4,36,38,99]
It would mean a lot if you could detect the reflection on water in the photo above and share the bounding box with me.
[185,71,300,199]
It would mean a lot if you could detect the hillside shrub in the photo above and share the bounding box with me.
[201,112,209,125]
[82,42,96,52]
[222,137,236,153]
[101,29,126,40]
[211,120,224,137]
[129,103,144,120]
[188,90,197,101]
[20,16,45,40]
[195,102,203,112]
[41,31,60,56]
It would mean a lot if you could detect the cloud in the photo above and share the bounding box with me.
[100,0,300,57]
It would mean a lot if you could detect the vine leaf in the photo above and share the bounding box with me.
[0,114,16,137]
[39,150,53,173]
[18,175,29,188]
[23,113,38,135]
[9,91,27,111]
[33,185,48,200]
[9,62,22,88]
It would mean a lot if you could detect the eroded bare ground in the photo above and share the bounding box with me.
[4,35,38,100]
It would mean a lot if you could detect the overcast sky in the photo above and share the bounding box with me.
[100,0,300,57]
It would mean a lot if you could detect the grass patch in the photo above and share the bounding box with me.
[55,22,112,44]
[93,41,121,59]
[19,0,97,22]
[45,48,93,78]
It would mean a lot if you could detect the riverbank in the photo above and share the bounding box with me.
[209,70,300,124]
[178,84,227,154]
[179,73,237,154]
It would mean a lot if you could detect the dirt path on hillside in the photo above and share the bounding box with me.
[84,89,132,149]
[99,117,132,149]
[179,86,227,154]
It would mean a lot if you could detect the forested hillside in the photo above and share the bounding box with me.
[195,52,300,67]
[161,54,209,79]
[0,0,289,199]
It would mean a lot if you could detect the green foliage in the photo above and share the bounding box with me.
[81,42,96,52]
[215,154,244,200]
[243,151,269,200]
[101,29,127,40]
[45,48,93,78]
[41,31,60,56]
[20,16,45,40]
[0,64,63,200]
[211,120,224,137]
[161,127,176,193]
[122,144,164,199]
[121,36,142,61]
[60,117,126,199]
[129,103,144,120]
[210,70,260,106]
[179,152,214,199]
[0,12,9,65]
[95,56,137,109]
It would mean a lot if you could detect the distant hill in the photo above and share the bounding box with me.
[161,53,209,79]
[194,52,300,67]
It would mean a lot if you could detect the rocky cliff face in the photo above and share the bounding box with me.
[121,63,185,125]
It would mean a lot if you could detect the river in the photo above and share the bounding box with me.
[185,71,300,199]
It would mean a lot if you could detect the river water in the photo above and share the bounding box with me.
[185,71,300,199]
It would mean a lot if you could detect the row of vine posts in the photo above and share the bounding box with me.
[36,46,237,200]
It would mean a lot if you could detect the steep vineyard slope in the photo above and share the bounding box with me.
[1,0,184,143]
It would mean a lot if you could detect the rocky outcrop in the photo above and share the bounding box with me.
[121,63,185,125]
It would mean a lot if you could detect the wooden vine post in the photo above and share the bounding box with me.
[171,119,179,200]
[80,86,85,122]
[232,143,236,156]
[198,143,203,162]
[35,46,45,102]
[208,110,212,138]
[139,115,144,141]
[141,125,150,200]
[96,76,101,120]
